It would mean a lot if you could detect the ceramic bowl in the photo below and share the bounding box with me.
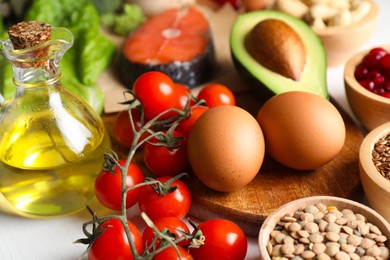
[258,196,390,259]
[359,121,390,223]
[314,0,379,67]
[344,45,390,132]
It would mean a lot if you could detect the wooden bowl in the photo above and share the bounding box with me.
[314,0,379,67]
[359,122,390,223]
[258,196,390,259]
[344,45,390,132]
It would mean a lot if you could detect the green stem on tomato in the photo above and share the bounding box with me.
[82,90,206,259]
[140,212,182,258]
[111,107,169,258]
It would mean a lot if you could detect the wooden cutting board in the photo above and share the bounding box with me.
[102,89,364,238]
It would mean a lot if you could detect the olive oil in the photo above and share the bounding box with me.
[0,114,110,217]
[0,108,106,169]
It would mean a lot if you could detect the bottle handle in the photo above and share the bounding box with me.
[0,41,10,105]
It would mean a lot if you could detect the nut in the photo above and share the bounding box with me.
[310,3,337,20]
[351,0,372,23]
[273,0,372,29]
[328,10,352,26]
[275,0,309,18]
[327,0,350,11]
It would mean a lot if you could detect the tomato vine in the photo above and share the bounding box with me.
[76,88,205,259]
[76,72,246,260]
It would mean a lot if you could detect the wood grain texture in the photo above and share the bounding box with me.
[102,90,364,238]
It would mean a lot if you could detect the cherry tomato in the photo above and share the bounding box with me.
[88,218,144,260]
[175,83,195,110]
[138,176,191,221]
[197,83,236,108]
[143,130,189,177]
[176,106,208,137]
[154,245,193,260]
[189,219,247,260]
[112,108,148,149]
[95,159,144,211]
[142,216,190,249]
[133,71,177,120]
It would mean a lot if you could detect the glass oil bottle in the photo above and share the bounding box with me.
[0,21,110,218]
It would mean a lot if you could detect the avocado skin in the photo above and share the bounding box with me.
[231,53,275,103]
[230,10,328,101]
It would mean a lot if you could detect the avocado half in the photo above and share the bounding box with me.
[230,10,328,100]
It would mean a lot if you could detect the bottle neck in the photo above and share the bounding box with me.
[12,59,60,87]
[0,26,73,88]
[13,71,61,88]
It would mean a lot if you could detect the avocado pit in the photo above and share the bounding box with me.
[245,19,306,81]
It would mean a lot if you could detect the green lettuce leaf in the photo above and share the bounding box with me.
[0,59,15,100]
[77,28,116,85]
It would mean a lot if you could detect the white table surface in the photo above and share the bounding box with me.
[1,1,390,259]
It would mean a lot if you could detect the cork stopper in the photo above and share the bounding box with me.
[8,21,51,50]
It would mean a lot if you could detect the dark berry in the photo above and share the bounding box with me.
[382,92,390,99]
[354,64,368,81]
[355,47,390,97]
[359,80,375,91]
[374,75,385,87]
[367,70,382,80]
[381,53,390,70]
[361,52,383,70]
[368,47,387,57]
[385,81,390,91]
[373,88,385,95]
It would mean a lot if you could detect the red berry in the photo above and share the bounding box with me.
[354,65,368,81]
[213,0,241,9]
[383,69,390,79]
[382,92,390,99]
[374,88,385,95]
[362,52,383,70]
[367,70,382,80]
[359,80,375,91]
[385,81,390,91]
[374,75,385,87]
[381,53,390,69]
[369,47,387,57]
[355,47,390,97]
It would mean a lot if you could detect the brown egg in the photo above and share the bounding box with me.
[188,105,265,192]
[257,91,345,170]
